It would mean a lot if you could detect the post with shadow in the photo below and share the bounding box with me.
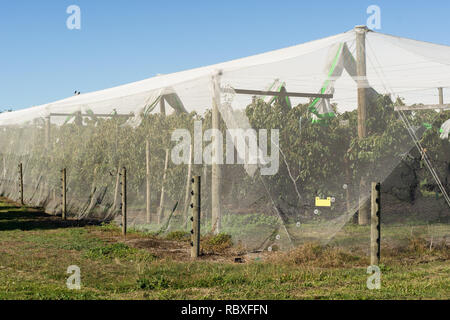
[121,167,127,236]
[61,168,67,220]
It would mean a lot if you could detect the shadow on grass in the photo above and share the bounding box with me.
[0,209,102,232]
[0,210,49,220]
[0,204,23,210]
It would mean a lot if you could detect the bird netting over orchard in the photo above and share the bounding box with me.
[0,27,449,252]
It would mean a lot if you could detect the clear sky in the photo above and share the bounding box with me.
[1,0,450,111]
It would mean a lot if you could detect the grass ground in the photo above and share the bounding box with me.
[0,197,448,300]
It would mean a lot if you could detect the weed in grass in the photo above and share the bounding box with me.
[201,233,233,254]
[137,275,171,290]
[99,222,120,232]
[84,242,156,262]
[166,231,190,242]
[85,243,138,260]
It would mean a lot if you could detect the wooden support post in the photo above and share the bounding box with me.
[45,116,51,150]
[190,176,201,259]
[356,26,368,138]
[146,140,151,224]
[344,158,352,216]
[18,163,23,205]
[438,87,444,105]
[371,182,381,265]
[160,96,166,116]
[61,168,67,220]
[203,164,208,220]
[356,25,370,226]
[279,86,288,108]
[113,165,121,211]
[121,167,127,236]
[183,144,193,220]
[203,165,208,189]
[158,149,169,224]
[211,75,222,234]
[113,122,120,211]
[2,157,6,180]
[358,181,370,225]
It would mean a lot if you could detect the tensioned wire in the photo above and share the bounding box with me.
[365,36,450,209]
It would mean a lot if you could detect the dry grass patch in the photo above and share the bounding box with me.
[382,236,450,266]
[267,243,367,268]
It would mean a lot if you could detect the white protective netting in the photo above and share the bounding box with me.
[0,28,449,252]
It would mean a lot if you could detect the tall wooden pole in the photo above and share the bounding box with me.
[191,176,201,259]
[438,87,444,105]
[356,25,370,225]
[44,116,51,204]
[45,116,51,150]
[211,74,222,234]
[158,149,169,224]
[371,182,381,265]
[2,157,6,180]
[160,96,166,116]
[18,163,24,205]
[356,26,368,139]
[146,140,151,224]
[183,143,193,220]
[344,158,352,215]
[113,121,120,212]
[121,167,127,236]
[113,165,121,211]
[62,168,67,220]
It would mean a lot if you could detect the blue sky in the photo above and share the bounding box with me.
[1,0,450,111]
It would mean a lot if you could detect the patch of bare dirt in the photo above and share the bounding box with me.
[126,238,191,260]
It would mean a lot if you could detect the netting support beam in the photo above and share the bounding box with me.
[212,75,222,235]
[231,88,333,99]
[356,25,370,226]
[48,113,134,118]
[394,104,450,111]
